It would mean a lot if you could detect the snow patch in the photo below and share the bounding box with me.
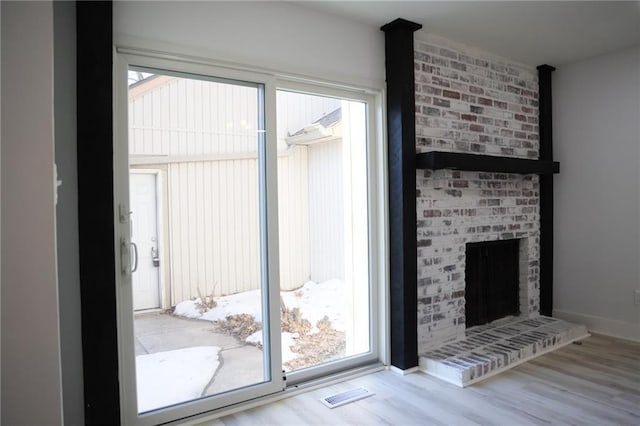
[282,279,345,332]
[136,346,220,413]
[245,330,263,346]
[245,331,298,365]
[281,332,299,364]
[175,279,345,332]
[171,280,346,367]
[173,299,203,319]
[200,289,263,322]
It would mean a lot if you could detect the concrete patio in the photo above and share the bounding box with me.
[134,312,264,396]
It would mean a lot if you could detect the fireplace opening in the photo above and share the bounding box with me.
[465,239,520,328]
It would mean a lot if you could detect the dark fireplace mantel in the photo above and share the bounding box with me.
[417,151,559,175]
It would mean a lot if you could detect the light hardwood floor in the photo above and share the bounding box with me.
[209,334,640,425]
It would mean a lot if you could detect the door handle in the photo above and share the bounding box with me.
[151,247,160,267]
[130,242,139,273]
[120,238,129,276]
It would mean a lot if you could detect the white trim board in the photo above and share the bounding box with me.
[553,309,640,343]
[388,365,420,376]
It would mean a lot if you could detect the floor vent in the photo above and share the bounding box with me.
[320,387,374,409]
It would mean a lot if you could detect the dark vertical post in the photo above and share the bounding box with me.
[77,1,120,424]
[537,64,555,317]
[381,18,422,370]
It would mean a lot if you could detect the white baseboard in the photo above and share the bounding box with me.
[553,309,640,342]
[389,365,419,376]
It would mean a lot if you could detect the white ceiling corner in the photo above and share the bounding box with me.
[295,1,640,66]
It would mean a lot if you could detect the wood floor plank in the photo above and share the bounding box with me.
[206,334,640,425]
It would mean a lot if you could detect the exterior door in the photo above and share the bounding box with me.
[130,172,161,310]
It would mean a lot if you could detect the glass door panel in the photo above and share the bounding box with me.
[117,57,378,424]
[276,90,372,375]
[122,65,279,420]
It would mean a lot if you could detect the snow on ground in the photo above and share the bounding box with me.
[246,330,299,364]
[148,280,344,403]
[280,332,299,364]
[174,279,346,334]
[202,288,264,322]
[282,279,345,333]
[174,288,264,321]
[136,346,220,413]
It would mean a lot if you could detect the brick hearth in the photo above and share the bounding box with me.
[419,316,589,387]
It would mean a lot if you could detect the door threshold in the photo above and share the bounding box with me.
[133,308,163,316]
[173,363,386,425]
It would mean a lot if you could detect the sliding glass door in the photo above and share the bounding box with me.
[114,53,380,424]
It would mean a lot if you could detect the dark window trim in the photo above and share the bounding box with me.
[77,1,120,424]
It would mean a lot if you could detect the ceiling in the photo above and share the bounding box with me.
[295,1,640,67]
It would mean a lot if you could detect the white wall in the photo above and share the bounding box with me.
[114,1,385,91]
[553,45,640,340]
[53,2,84,424]
[1,1,64,423]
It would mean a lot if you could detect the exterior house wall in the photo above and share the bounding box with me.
[129,77,311,301]
[129,77,347,303]
[308,139,345,282]
[414,34,541,352]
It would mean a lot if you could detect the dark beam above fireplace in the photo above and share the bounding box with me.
[417,151,559,175]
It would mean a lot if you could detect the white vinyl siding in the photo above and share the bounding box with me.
[129,77,346,304]
[308,139,344,282]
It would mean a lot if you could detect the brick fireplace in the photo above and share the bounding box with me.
[414,35,544,353]
[412,35,587,386]
[382,20,588,384]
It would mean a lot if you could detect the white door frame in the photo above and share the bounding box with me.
[114,51,283,426]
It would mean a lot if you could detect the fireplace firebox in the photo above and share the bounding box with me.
[465,239,520,328]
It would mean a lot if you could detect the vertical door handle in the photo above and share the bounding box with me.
[120,238,130,276]
[130,242,139,273]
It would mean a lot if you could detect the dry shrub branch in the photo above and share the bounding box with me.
[211,296,345,369]
[214,314,261,342]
